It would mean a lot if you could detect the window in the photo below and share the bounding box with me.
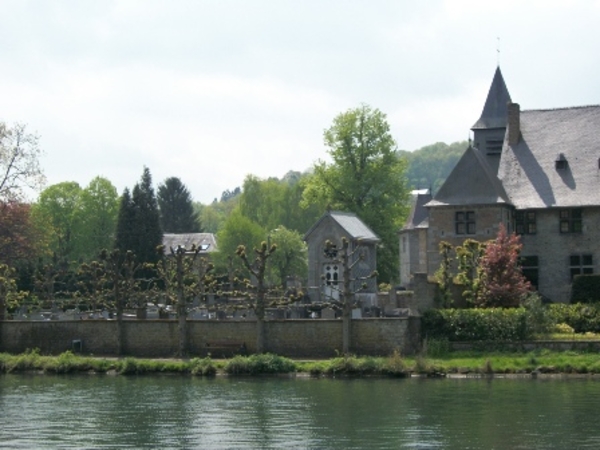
[569,254,593,280]
[485,139,503,155]
[455,211,475,235]
[515,210,536,234]
[560,209,582,233]
[521,256,539,289]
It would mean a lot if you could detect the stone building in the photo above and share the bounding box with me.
[400,66,600,303]
[304,210,380,303]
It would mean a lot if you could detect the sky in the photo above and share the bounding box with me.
[1,0,599,204]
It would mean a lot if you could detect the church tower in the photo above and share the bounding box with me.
[471,67,512,174]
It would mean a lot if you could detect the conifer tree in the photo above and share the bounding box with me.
[114,188,136,254]
[157,177,200,233]
[131,167,162,266]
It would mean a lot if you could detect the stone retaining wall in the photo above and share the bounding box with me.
[0,318,419,357]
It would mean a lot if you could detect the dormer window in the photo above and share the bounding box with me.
[555,153,568,170]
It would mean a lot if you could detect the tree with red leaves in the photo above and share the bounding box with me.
[476,224,531,307]
[0,201,38,267]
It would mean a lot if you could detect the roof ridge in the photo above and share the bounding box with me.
[522,104,600,113]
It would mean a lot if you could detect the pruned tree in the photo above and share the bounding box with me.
[99,249,141,355]
[76,260,107,316]
[0,264,25,320]
[476,224,531,307]
[0,123,45,202]
[235,241,277,353]
[456,239,485,305]
[322,237,377,354]
[155,244,215,356]
[434,241,454,308]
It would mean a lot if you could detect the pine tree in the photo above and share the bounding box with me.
[131,167,162,266]
[157,177,200,233]
[114,168,163,268]
[114,188,136,254]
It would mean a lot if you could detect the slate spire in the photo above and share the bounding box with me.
[472,66,512,130]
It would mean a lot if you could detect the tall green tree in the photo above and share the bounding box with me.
[31,181,83,264]
[114,188,136,254]
[303,104,410,282]
[215,210,265,276]
[115,168,163,268]
[78,176,119,258]
[267,226,307,288]
[157,177,200,233]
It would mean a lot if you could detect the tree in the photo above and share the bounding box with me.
[303,104,410,283]
[155,245,214,356]
[78,177,119,258]
[455,239,485,305]
[0,201,39,267]
[215,210,265,276]
[131,168,163,267]
[323,237,376,354]
[157,177,200,233]
[476,224,531,307]
[0,122,45,201]
[99,249,140,355]
[239,173,323,234]
[115,168,163,269]
[399,141,467,193]
[31,182,83,264]
[114,188,136,255]
[0,264,25,320]
[267,226,307,288]
[235,241,277,353]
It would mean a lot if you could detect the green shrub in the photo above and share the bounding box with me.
[382,350,409,377]
[224,354,296,375]
[571,275,600,304]
[189,357,217,376]
[422,307,531,341]
[548,303,600,333]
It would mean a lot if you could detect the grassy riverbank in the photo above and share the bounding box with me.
[3,349,600,377]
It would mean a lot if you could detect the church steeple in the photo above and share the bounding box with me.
[471,67,512,174]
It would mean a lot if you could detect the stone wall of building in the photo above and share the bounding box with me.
[520,207,600,303]
[0,318,419,357]
[426,204,512,276]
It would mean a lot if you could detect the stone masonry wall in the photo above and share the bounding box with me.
[0,318,418,357]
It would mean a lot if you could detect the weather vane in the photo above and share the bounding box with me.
[497,37,501,65]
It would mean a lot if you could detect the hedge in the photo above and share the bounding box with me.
[422,307,531,342]
[571,275,600,304]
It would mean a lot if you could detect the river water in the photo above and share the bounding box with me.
[1,374,599,449]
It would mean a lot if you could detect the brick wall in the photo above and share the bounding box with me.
[0,318,418,357]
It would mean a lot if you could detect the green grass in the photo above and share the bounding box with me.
[3,349,600,377]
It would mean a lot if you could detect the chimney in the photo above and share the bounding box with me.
[507,102,520,146]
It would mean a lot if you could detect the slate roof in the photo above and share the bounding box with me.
[402,190,431,230]
[304,211,380,243]
[498,105,600,209]
[472,66,512,130]
[426,145,510,207]
[162,233,218,253]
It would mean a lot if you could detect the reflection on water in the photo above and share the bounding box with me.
[1,374,600,449]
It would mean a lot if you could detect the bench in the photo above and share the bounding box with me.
[205,341,247,357]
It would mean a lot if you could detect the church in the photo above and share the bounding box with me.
[400,67,600,303]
